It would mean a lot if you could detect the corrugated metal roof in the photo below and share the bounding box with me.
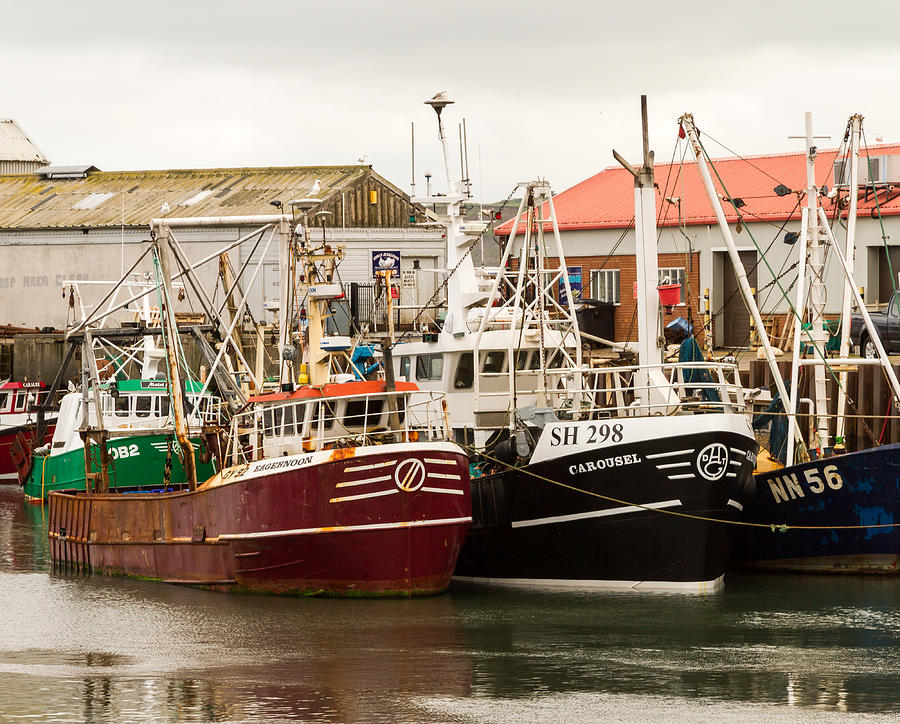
[0,120,49,164]
[497,143,900,235]
[0,165,372,229]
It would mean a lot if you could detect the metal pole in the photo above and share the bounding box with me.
[786,207,810,467]
[803,113,830,453]
[835,114,863,448]
[154,225,196,490]
[681,114,800,448]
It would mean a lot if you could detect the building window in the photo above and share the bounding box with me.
[416,353,443,381]
[0,343,11,379]
[658,267,686,304]
[590,269,620,304]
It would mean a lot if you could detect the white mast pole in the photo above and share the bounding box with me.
[680,114,801,452]
[835,114,863,448]
[803,113,831,454]
[786,207,810,467]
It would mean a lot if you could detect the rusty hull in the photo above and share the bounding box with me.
[49,447,471,597]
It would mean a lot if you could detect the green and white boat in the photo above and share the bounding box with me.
[22,378,221,503]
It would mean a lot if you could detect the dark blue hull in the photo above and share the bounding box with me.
[733,444,900,573]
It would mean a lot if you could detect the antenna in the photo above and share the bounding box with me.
[410,121,416,197]
[458,122,465,190]
[462,117,471,197]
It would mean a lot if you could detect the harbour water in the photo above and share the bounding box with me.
[2,484,900,722]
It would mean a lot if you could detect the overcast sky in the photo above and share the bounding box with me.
[5,1,900,201]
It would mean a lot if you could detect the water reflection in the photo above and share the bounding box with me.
[2,482,900,720]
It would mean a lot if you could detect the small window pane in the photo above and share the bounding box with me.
[482,351,506,373]
[135,396,152,418]
[400,357,411,380]
[454,353,474,389]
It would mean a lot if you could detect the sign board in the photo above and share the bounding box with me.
[558,266,582,305]
[401,269,417,288]
[372,251,401,279]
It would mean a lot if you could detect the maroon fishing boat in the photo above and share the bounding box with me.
[48,219,471,596]
[49,380,470,595]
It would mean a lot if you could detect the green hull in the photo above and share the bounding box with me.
[24,434,216,503]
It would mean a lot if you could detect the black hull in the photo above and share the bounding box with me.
[734,443,900,573]
[455,423,758,592]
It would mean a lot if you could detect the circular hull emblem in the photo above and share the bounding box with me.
[394,458,426,492]
[696,443,729,481]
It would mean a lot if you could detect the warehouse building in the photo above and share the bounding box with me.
[0,162,447,332]
[497,143,900,349]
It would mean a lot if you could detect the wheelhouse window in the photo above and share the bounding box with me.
[514,350,530,371]
[454,352,473,389]
[416,354,443,381]
[0,392,11,412]
[400,356,411,381]
[135,395,153,418]
[14,393,26,412]
[114,395,130,417]
[344,398,385,428]
[481,351,506,373]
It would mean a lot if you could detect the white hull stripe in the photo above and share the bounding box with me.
[421,486,464,495]
[335,475,392,488]
[512,499,682,529]
[427,472,461,480]
[344,460,397,473]
[725,472,737,478]
[0,472,18,481]
[729,447,744,456]
[329,488,398,504]
[657,462,690,469]
[727,499,744,511]
[645,449,694,459]
[729,460,742,467]
[219,516,472,540]
[424,458,456,466]
[668,473,696,480]
[452,572,725,594]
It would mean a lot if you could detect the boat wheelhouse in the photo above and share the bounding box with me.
[1,381,53,482]
[22,378,221,501]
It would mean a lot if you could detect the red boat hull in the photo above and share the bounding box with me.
[49,443,471,596]
[0,423,54,482]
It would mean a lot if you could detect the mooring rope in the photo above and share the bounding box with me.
[463,443,900,532]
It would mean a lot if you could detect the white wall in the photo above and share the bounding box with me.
[0,225,445,328]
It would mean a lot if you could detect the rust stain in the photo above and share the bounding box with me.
[329,447,357,461]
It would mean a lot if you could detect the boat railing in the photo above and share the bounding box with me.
[225,389,451,465]
[475,361,746,417]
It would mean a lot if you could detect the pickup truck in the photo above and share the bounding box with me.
[849,292,900,357]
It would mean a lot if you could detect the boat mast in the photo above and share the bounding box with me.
[153,222,197,490]
[835,115,862,448]
[800,113,831,453]
[412,92,482,336]
[613,96,661,369]
[679,114,802,457]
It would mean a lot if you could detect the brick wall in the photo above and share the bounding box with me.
[554,253,703,343]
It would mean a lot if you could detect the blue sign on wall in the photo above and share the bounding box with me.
[372,250,401,279]
[559,266,582,305]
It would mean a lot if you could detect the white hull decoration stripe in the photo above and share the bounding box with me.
[668,474,696,480]
[329,489,399,504]
[452,572,725,594]
[727,499,744,511]
[657,462,691,469]
[344,460,398,473]
[729,447,744,456]
[424,458,457,466]
[511,499,682,529]
[427,472,462,480]
[725,472,737,478]
[219,516,473,540]
[645,449,695,460]
[421,486,464,496]
[335,475,392,488]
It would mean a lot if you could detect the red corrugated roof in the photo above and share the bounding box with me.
[496,143,900,236]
